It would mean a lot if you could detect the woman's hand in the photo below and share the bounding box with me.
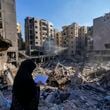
[36,81,44,86]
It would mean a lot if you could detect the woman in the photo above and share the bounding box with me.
[10,59,40,110]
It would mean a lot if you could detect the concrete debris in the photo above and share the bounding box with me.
[38,60,110,110]
[1,60,110,110]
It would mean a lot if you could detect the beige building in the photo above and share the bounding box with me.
[79,26,88,37]
[76,26,88,55]
[0,0,18,65]
[55,32,63,47]
[25,17,55,55]
[62,23,79,56]
[17,23,21,34]
[62,23,89,56]
[86,26,93,51]
[17,23,23,50]
[93,13,110,51]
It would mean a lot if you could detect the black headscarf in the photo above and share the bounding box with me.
[12,59,37,105]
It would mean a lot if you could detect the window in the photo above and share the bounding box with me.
[0,53,3,56]
[35,26,38,28]
[0,12,1,18]
[30,25,33,28]
[107,16,109,19]
[30,35,33,39]
[36,42,38,44]
[71,41,73,44]
[42,27,47,30]
[0,0,1,9]
[105,44,110,49]
[36,36,38,39]
[30,41,33,44]
[30,30,33,34]
[35,21,37,23]
[29,19,33,23]
[71,51,74,53]
[0,21,2,28]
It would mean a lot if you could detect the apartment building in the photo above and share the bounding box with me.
[25,17,55,56]
[0,0,18,65]
[86,26,93,51]
[76,26,88,55]
[17,23,23,50]
[93,13,110,51]
[79,26,88,37]
[62,23,79,56]
[55,32,63,47]
[93,13,110,60]
[62,23,90,57]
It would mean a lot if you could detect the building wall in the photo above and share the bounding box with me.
[62,23,89,57]
[0,0,18,63]
[79,26,87,37]
[25,17,55,56]
[62,23,79,56]
[86,26,93,51]
[93,13,110,51]
[55,32,63,47]
[17,23,23,50]
[76,26,88,55]
[34,19,40,46]
[17,23,21,33]
[40,19,48,45]
[48,22,54,38]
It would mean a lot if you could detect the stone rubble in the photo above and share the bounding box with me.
[1,60,110,110]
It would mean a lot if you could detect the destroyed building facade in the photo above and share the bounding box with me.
[93,13,110,60]
[0,0,18,65]
[62,23,79,56]
[17,23,23,50]
[62,23,89,57]
[93,13,110,51]
[25,17,55,56]
[55,31,63,47]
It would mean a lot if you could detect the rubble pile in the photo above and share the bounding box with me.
[81,61,110,88]
[38,84,110,110]
[37,61,110,110]
[1,60,110,110]
[33,61,76,88]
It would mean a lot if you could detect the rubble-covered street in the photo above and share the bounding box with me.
[1,59,110,110]
[32,59,110,110]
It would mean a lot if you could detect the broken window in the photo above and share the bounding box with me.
[105,43,110,49]
[0,12,2,19]
[0,0,1,10]
[0,21,2,28]
[36,36,38,39]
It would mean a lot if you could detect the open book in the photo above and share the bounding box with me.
[34,74,48,85]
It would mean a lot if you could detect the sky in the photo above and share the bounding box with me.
[16,0,110,39]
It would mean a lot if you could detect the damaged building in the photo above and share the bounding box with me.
[0,0,18,66]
